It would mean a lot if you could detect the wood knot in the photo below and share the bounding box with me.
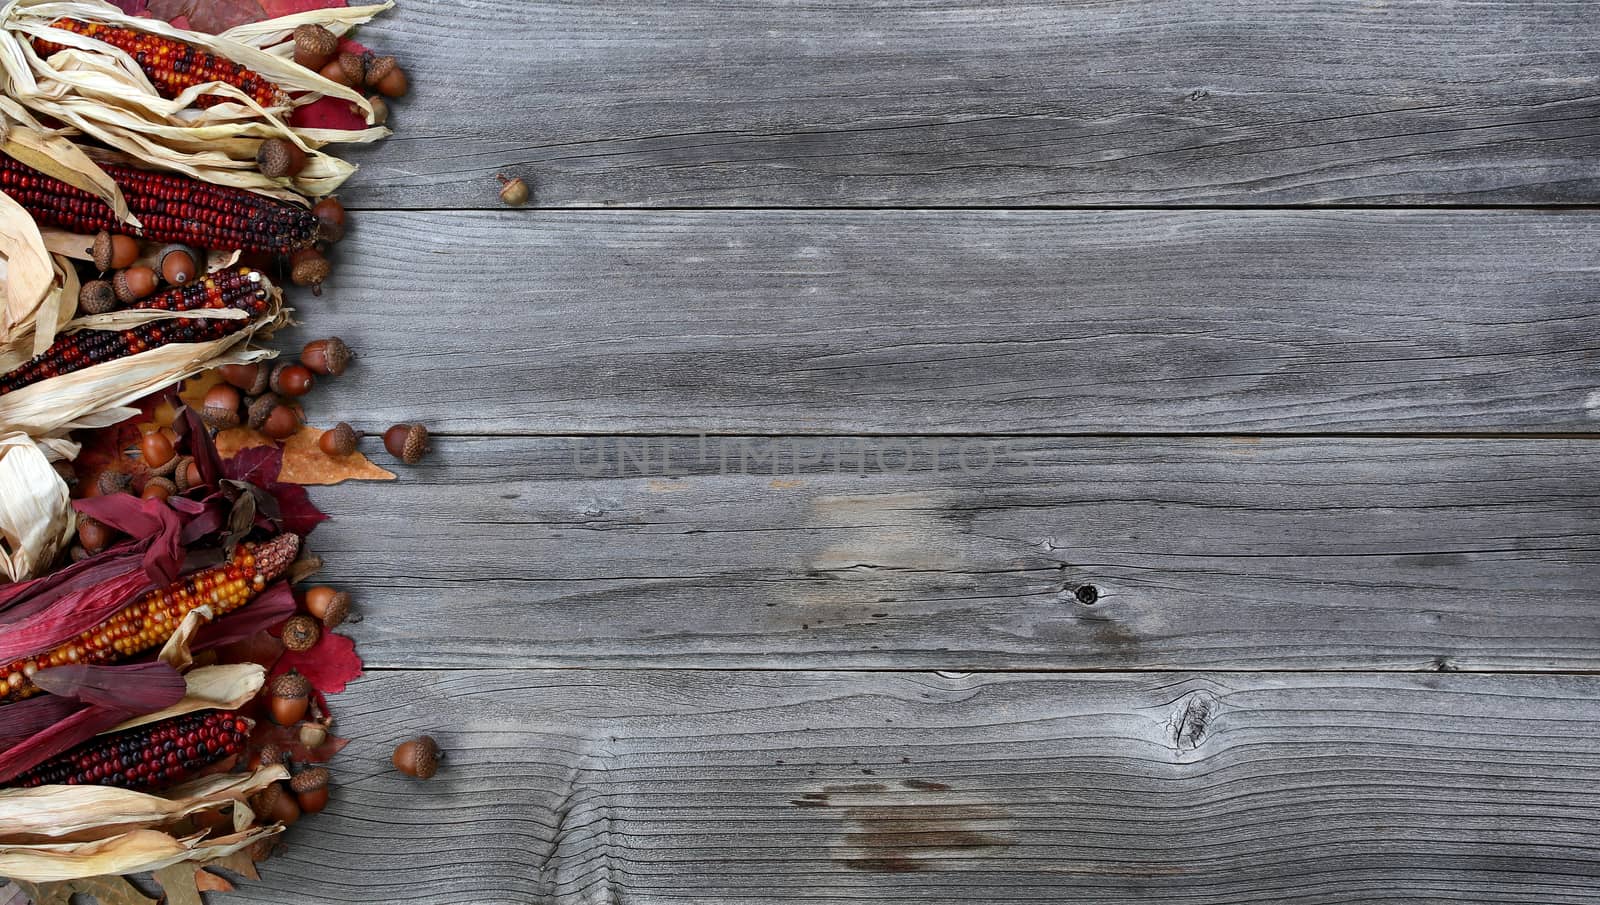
[1168,690,1220,751]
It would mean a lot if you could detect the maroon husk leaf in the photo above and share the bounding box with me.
[222,445,328,536]
[31,662,187,711]
[74,492,187,587]
[189,580,297,651]
[0,702,133,783]
[0,567,151,666]
[176,406,224,489]
[0,695,82,751]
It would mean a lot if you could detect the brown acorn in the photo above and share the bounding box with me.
[392,736,441,779]
[141,476,177,501]
[218,362,271,395]
[96,469,132,497]
[252,783,301,825]
[303,584,351,628]
[201,382,242,431]
[288,247,331,292]
[253,742,289,771]
[281,614,321,652]
[77,516,114,554]
[268,671,310,726]
[270,361,315,397]
[78,279,117,315]
[257,138,308,179]
[318,422,360,459]
[157,245,201,286]
[291,766,331,813]
[140,429,176,469]
[337,51,365,87]
[383,423,429,464]
[300,336,352,376]
[292,24,338,71]
[246,393,282,431]
[112,266,157,303]
[172,456,198,492]
[91,231,140,271]
[497,174,529,206]
[311,197,346,243]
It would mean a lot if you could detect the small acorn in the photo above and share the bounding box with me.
[172,456,198,492]
[292,24,338,70]
[252,783,301,825]
[77,516,114,554]
[392,736,441,779]
[140,429,176,469]
[338,51,366,87]
[363,55,406,97]
[96,469,132,497]
[311,197,346,243]
[157,244,201,286]
[248,394,301,440]
[91,231,140,271]
[318,423,361,459]
[268,670,311,726]
[253,742,289,771]
[364,95,389,126]
[497,174,529,206]
[291,766,331,813]
[257,138,308,180]
[383,423,429,464]
[78,279,117,315]
[270,361,315,397]
[201,382,242,431]
[218,362,271,395]
[288,247,331,293]
[301,336,352,376]
[112,266,157,303]
[281,614,321,652]
[141,476,177,501]
[298,721,329,748]
[318,57,352,86]
[303,584,351,628]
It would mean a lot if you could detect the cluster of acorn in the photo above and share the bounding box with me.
[77,232,207,314]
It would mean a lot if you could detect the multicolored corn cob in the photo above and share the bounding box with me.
[0,266,273,396]
[0,152,321,255]
[0,534,299,704]
[6,710,253,790]
[32,19,288,110]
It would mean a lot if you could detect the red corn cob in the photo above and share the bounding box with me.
[0,534,299,704]
[0,266,273,397]
[0,152,321,255]
[5,710,253,790]
[32,19,288,110]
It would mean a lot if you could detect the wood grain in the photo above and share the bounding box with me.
[228,669,1600,905]
[296,209,1600,434]
[304,436,1600,671]
[337,0,1600,209]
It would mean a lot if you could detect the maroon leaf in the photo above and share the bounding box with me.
[191,581,296,651]
[32,662,187,711]
[0,695,82,752]
[0,702,133,783]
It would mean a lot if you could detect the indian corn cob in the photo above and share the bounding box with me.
[0,153,321,254]
[0,266,273,397]
[31,19,288,110]
[0,534,299,704]
[6,710,253,790]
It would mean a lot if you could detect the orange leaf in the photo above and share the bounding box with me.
[193,868,235,894]
[213,427,274,459]
[278,426,394,485]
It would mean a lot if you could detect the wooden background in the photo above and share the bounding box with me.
[237,1,1600,902]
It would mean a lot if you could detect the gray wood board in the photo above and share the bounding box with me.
[306,436,1600,671]
[338,0,1600,209]
[228,669,1600,905]
[295,209,1600,434]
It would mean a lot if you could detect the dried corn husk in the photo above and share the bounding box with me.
[0,278,285,442]
[0,825,280,883]
[0,430,72,582]
[106,662,265,735]
[0,766,286,844]
[0,0,392,199]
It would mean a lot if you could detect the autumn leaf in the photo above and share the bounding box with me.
[192,868,234,894]
[274,629,362,695]
[280,427,393,485]
[10,875,156,905]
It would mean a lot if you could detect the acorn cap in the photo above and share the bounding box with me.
[172,456,197,492]
[321,589,351,628]
[321,422,359,457]
[96,469,132,497]
[91,231,116,271]
[393,736,441,779]
[202,400,241,432]
[246,393,282,431]
[289,248,331,288]
[78,279,116,315]
[143,475,178,496]
[290,766,330,794]
[270,670,311,700]
[337,51,365,86]
[363,55,397,88]
[293,24,337,67]
[302,337,352,376]
[112,267,156,303]
[257,138,307,180]
[281,615,321,652]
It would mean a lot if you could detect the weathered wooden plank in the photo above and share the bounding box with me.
[303,436,1600,670]
[297,209,1600,434]
[229,669,1600,905]
[338,0,1600,209]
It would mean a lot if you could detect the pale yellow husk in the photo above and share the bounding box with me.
[0,825,280,882]
[0,766,286,844]
[0,0,392,200]
[106,662,266,735]
[0,429,72,581]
